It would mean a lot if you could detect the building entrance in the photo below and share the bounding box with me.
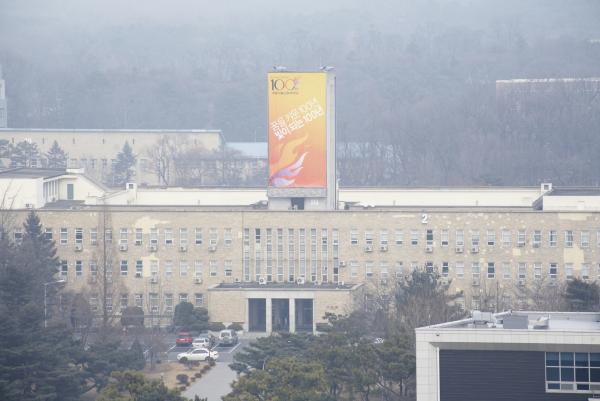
[248,298,266,332]
[295,299,313,332]
[272,299,289,332]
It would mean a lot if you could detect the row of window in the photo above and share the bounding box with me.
[58,258,600,283]
[546,352,600,393]
[89,292,204,314]
[16,227,600,250]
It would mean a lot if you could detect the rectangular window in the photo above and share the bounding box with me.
[60,260,68,278]
[224,228,232,247]
[195,293,204,306]
[135,228,143,245]
[350,229,359,246]
[545,352,600,393]
[534,262,542,279]
[502,262,511,279]
[582,264,590,280]
[105,228,112,243]
[597,230,600,248]
[455,262,464,278]
[120,260,128,276]
[255,228,261,243]
[426,229,433,246]
[150,228,158,245]
[486,230,495,246]
[60,228,68,245]
[565,263,573,280]
[119,228,128,245]
[487,262,495,279]
[165,260,173,277]
[442,262,449,277]
[194,260,203,279]
[209,228,218,246]
[380,230,388,246]
[224,260,233,277]
[89,260,98,278]
[75,260,83,276]
[518,262,527,280]
[149,293,159,314]
[179,228,188,247]
[441,229,449,247]
[179,293,188,303]
[380,261,389,279]
[395,229,403,246]
[120,294,128,310]
[365,261,374,278]
[501,229,511,246]
[164,228,173,245]
[410,230,419,246]
[517,230,526,247]
[90,228,98,245]
[44,228,53,241]
[565,231,574,248]
[75,228,83,244]
[549,263,558,279]
[134,294,143,308]
[471,230,480,247]
[165,293,173,313]
[150,260,159,277]
[350,261,359,278]
[581,231,590,248]
[549,230,557,247]
[13,229,23,245]
[365,230,373,246]
[195,228,203,245]
[471,262,480,279]
[533,230,541,248]
[455,230,464,247]
[395,261,404,279]
[135,260,143,276]
[179,260,188,277]
[210,260,218,277]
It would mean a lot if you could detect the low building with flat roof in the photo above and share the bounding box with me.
[416,311,600,401]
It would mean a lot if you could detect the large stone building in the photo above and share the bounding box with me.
[2,168,600,332]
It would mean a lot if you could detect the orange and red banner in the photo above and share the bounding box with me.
[268,72,327,188]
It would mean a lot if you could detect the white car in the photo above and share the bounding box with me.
[192,337,211,349]
[177,347,219,363]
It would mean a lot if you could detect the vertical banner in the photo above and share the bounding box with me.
[268,72,327,188]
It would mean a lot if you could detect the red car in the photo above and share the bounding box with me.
[176,332,194,346]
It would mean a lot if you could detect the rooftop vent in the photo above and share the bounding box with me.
[503,314,529,329]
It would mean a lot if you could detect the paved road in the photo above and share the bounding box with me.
[182,361,238,401]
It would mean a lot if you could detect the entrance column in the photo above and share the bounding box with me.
[266,297,272,334]
[289,298,296,333]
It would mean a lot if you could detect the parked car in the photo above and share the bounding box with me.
[177,347,219,363]
[218,329,238,346]
[192,336,211,349]
[175,332,194,346]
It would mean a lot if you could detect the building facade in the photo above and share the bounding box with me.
[416,311,600,401]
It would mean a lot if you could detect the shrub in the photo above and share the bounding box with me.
[176,374,189,385]
[227,322,243,331]
[208,321,226,331]
[208,358,216,367]
[202,365,210,373]
[180,386,187,391]
[195,372,202,378]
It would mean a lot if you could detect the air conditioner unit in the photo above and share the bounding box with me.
[296,277,305,285]
[258,277,267,285]
[441,277,449,285]
[338,280,345,286]
[134,240,142,246]
[234,277,241,283]
[455,246,464,253]
[425,245,433,253]
[148,244,157,252]
[532,243,540,248]
[379,245,388,252]
[119,244,128,252]
[364,245,373,253]
[208,245,217,252]
[135,272,142,278]
[74,244,83,252]
[179,245,187,253]
[470,246,479,254]
[518,279,526,286]
[471,279,480,286]
[25,203,34,209]
[150,276,158,284]
[339,261,347,268]
[380,279,388,285]
[194,277,203,284]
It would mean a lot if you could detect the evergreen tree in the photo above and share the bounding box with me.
[97,370,187,401]
[9,141,41,168]
[112,141,136,186]
[45,140,67,168]
[565,278,600,311]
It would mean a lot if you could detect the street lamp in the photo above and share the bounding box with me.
[44,279,66,328]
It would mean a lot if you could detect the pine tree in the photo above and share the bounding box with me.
[45,140,67,168]
[112,141,136,186]
[9,141,41,168]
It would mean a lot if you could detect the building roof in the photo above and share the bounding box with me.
[0,128,221,134]
[0,167,66,179]
[210,282,358,291]
[418,311,600,333]
[228,142,267,158]
[546,188,600,196]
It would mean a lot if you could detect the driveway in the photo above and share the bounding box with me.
[182,361,238,401]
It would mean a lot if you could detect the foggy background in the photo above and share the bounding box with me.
[1,0,600,186]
